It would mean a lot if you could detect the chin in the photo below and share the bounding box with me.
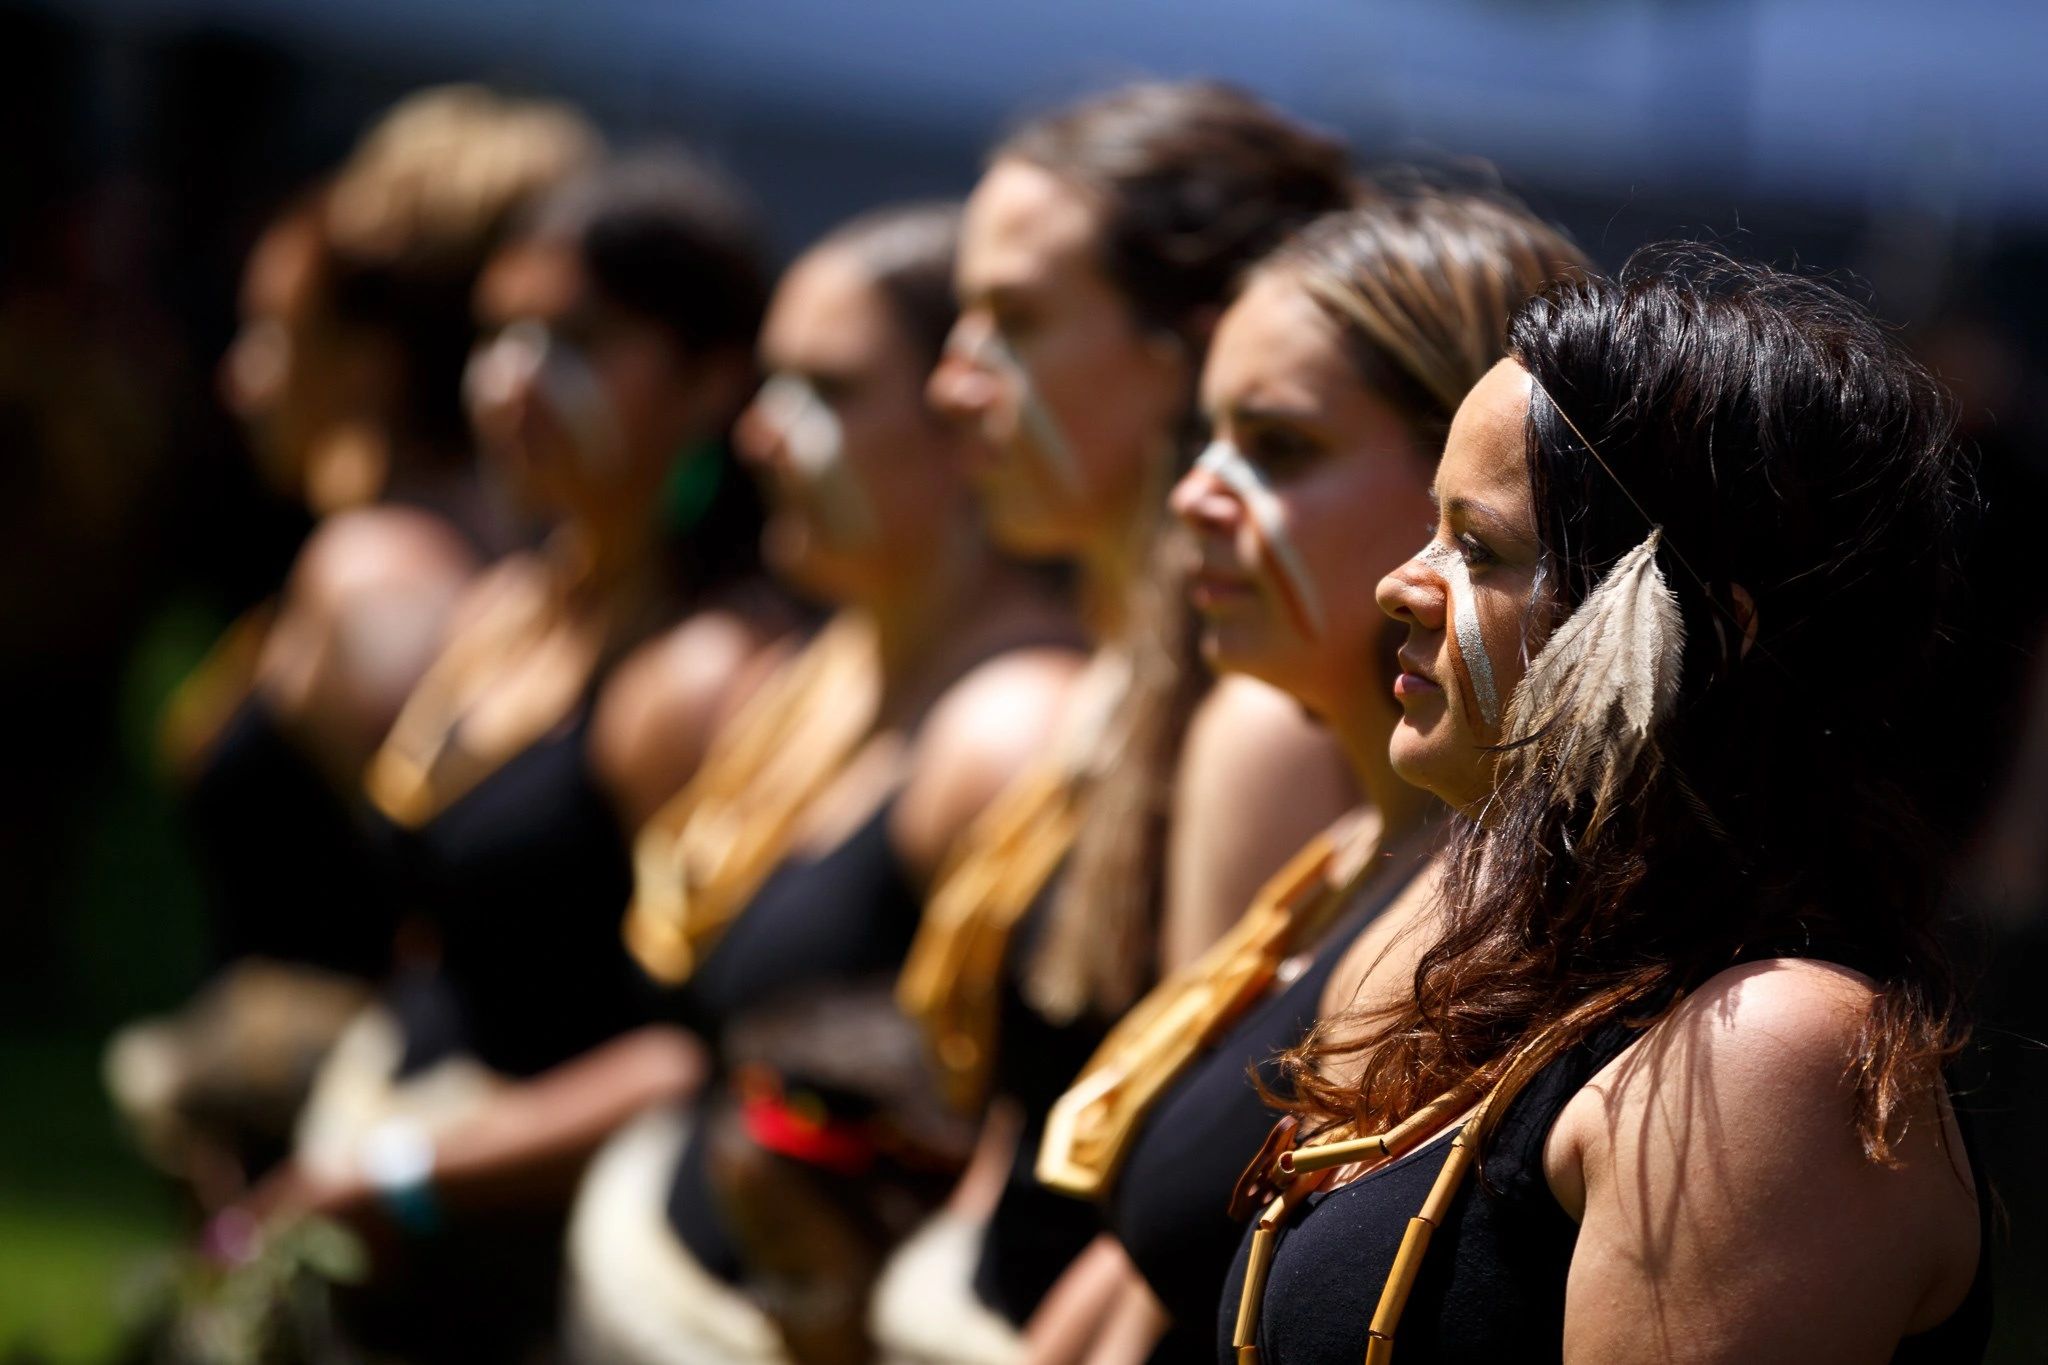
[1387,717,1444,792]
[986,503,1081,562]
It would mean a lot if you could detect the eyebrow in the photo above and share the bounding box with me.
[1228,400,1323,426]
[1431,490,1525,542]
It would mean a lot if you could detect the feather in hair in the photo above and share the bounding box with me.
[1501,527,1684,829]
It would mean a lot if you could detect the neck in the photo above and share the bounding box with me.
[546,509,661,617]
[1330,694,1434,847]
[1076,482,1156,647]
[856,530,1000,724]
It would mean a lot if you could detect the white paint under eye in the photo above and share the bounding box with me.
[1421,540,1501,726]
[960,328,1086,496]
[467,321,625,475]
[1193,440,1326,640]
[754,372,875,544]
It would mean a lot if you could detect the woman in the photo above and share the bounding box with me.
[228,151,788,1360]
[562,201,1082,1365]
[111,88,599,1202]
[1221,247,1990,1362]
[881,82,1360,1356]
[1024,188,1589,1363]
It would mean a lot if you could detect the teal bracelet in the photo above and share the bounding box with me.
[360,1119,442,1236]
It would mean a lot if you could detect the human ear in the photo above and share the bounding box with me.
[1727,583,1759,660]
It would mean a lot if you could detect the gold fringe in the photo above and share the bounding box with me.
[622,615,881,984]
[896,760,1083,1112]
[1035,821,1374,1196]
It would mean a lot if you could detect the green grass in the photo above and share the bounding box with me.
[0,1038,184,1362]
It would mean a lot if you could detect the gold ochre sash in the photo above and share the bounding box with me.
[895,759,1084,1114]
[1036,814,1379,1198]
[623,614,880,986]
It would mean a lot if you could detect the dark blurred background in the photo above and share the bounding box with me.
[4,0,2047,1359]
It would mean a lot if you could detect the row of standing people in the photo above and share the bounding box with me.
[119,76,1991,1364]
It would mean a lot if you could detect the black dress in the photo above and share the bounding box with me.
[1106,865,1417,1363]
[1217,1015,1995,1363]
[375,704,646,1081]
[971,875,1124,1326]
[661,795,929,1282]
[184,693,394,979]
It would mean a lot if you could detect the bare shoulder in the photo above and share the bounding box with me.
[590,610,794,831]
[892,645,1087,881]
[1586,959,1886,1130]
[285,504,478,609]
[1162,675,1355,967]
[1553,957,1980,1359]
[1180,674,1335,778]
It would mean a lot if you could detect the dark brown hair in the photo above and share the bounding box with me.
[1004,82,1355,1021]
[1281,245,1975,1164]
[812,200,963,376]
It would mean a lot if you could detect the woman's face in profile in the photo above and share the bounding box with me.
[467,236,702,522]
[733,243,968,604]
[1170,268,1435,726]
[928,156,1187,560]
[219,212,330,498]
[1377,359,1545,812]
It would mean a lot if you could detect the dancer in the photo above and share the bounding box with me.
[1222,247,1990,1363]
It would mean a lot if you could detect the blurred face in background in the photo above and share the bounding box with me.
[467,234,713,529]
[218,210,338,502]
[735,243,972,604]
[928,157,1187,561]
[1171,268,1436,724]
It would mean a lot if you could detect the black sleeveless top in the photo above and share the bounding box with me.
[972,874,1123,1325]
[185,693,395,979]
[662,795,927,1281]
[1217,1015,1995,1363]
[1108,865,1417,1364]
[377,705,645,1080]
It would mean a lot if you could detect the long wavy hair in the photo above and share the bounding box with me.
[1279,245,1976,1163]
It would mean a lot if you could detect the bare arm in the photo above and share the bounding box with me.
[240,1024,705,1223]
[1021,1235,1143,1365]
[1162,675,1356,969]
[1555,960,1980,1364]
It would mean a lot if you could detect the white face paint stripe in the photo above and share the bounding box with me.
[754,372,875,544]
[961,329,1087,497]
[1194,441,1326,641]
[469,321,626,474]
[1421,540,1501,727]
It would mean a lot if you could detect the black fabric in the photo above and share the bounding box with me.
[663,796,926,1281]
[971,876,1119,1326]
[1109,866,1417,1364]
[377,707,645,1080]
[1217,1013,1995,1364]
[184,693,395,979]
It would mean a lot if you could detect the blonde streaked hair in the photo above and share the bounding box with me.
[325,84,602,272]
[1258,182,1592,453]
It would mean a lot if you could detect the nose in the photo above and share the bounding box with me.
[220,319,287,421]
[1377,550,1448,631]
[733,383,790,476]
[1168,461,1242,538]
[927,317,1003,423]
